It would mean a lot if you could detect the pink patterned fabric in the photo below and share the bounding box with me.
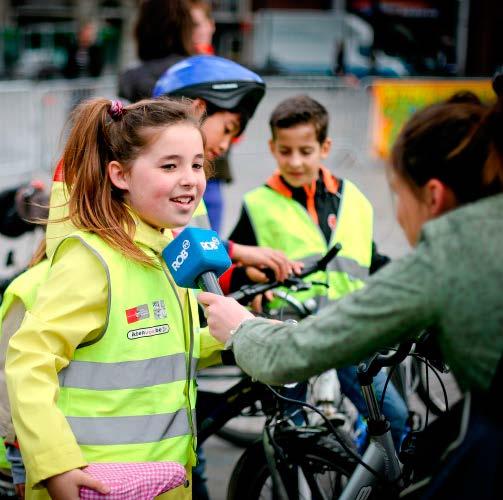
[79,462,186,499]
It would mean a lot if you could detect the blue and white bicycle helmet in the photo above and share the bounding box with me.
[153,55,265,134]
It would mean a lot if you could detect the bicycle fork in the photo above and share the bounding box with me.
[340,361,403,500]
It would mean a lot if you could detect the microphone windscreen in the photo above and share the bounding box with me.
[162,227,231,288]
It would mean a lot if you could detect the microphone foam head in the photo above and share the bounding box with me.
[162,227,231,288]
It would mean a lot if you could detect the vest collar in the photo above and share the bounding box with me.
[129,209,173,255]
[265,166,340,225]
[265,166,339,197]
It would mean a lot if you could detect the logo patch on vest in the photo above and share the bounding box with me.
[127,324,169,340]
[153,299,167,320]
[125,304,150,324]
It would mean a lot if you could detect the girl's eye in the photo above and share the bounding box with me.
[161,163,176,170]
[193,163,204,170]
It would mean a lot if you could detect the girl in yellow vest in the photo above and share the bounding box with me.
[6,97,222,499]
[1,242,49,499]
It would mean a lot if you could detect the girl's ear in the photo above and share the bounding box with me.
[192,98,207,119]
[424,178,458,217]
[108,161,129,191]
[320,137,332,159]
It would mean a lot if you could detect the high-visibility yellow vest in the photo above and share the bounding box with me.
[0,260,50,469]
[244,179,373,309]
[54,232,200,466]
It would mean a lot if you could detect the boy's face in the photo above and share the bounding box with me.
[269,124,331,187]
[202,111,241,160]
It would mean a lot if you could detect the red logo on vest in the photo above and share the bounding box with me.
[327,213,337,230]
[126,304,150,324]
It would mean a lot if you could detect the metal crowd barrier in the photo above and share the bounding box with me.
[0,76,118,184]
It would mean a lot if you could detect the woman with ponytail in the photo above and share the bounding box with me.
[200,80,503,498]
[5,97,222,499]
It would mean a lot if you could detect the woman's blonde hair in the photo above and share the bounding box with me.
[61,97,205,265]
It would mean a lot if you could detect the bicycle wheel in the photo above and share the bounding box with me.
[227,432,358,500]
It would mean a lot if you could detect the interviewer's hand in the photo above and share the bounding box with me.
[46,468,110,500]
[231,244,303,282]
[197,292,254,343]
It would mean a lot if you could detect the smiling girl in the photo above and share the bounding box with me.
[6,97,221,499]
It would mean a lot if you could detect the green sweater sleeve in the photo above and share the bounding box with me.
[232,242,439,385]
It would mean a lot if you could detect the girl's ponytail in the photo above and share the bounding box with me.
[59,96,203,265]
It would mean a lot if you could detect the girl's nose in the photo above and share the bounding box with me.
[180,167,197,186]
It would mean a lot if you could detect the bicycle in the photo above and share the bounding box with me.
[196,245,355,452]
[226,336,459,499]
[209,256,342,449]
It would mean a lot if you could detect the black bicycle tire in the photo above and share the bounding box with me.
[216,425,262,448]
[227,433,358,500]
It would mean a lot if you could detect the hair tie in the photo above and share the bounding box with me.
[108,100,125,121]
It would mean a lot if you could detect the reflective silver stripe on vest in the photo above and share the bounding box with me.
[59,354,198,390]
[300,253,369,281]
[67,408,195,445]
[189,215,211,229]
[327,256,369,281]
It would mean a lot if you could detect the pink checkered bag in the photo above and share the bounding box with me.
[79,462,186,499]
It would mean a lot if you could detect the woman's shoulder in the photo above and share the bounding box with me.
[423,193,503,242]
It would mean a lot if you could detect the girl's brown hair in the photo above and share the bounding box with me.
[391,90,503,205]
[61,97,204,265]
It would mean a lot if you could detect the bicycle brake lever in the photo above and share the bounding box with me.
[308,281,329,288]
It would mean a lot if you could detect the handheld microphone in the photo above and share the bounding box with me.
[162,227,231,294]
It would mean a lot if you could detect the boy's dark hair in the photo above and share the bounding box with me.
[269,95,329,144]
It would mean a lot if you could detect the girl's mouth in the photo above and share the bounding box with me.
[170,196,195,206]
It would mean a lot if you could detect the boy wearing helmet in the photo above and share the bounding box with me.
[154,55,301,290]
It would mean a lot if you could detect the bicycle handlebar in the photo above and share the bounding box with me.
[358,340,415,385]
[229,243,342,304]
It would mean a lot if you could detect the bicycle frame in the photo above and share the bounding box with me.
[339,380,402,499]
[339,343,415,499]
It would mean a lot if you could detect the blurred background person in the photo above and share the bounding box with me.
[190,0,215,56]
[118,0,194,103]
[62,20,104,79]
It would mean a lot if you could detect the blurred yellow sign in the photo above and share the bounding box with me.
[370,79,494,158]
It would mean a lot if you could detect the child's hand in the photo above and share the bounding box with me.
[232,244,302,282]
[46,468,110,499]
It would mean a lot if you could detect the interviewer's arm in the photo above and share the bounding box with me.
[231,248,438,385]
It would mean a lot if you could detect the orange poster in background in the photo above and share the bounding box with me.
[370,79,494,158]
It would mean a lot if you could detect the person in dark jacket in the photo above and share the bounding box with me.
[62,21,104,79]
[118,0,195,103]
